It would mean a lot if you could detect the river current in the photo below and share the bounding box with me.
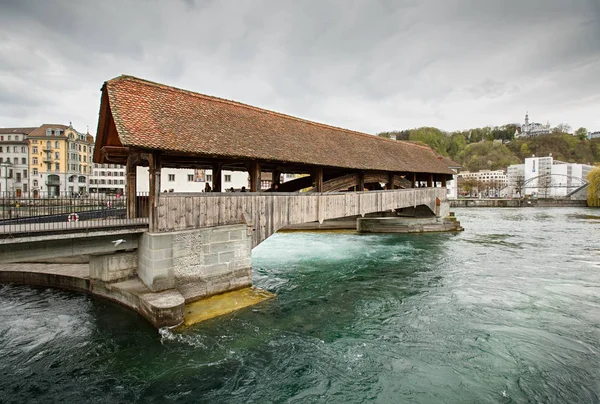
[1,207,599,403]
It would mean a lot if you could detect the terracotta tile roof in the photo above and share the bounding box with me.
[0,127,38,135]
[101,75,454,175]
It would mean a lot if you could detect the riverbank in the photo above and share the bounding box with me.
[450,198,588,208]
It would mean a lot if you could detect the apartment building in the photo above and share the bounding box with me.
[0,127,36,196]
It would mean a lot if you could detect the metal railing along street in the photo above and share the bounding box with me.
[0,191,149,237]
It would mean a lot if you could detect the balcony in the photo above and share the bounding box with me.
[46,178,60,186]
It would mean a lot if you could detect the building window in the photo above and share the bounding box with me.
[23,170,27,179]
[46,129,52,136]
[225,175,231,182]
[54,141,59,148]
[33,168,38,175]
[0,147,2,152]
[206,174,212,182]
[168,174,175,182]
[13,146,17,152]
[119,180,124,185]
[33,180,38,187]
[21,158,26,164]
[187,174,194,182]
[55,152,60,159]
[55,163,60,171]
[108,179,112,185]
[21,146,25,153]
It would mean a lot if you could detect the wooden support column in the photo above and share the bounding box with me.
[427,173,433,188]
[357,171,365,191]
[313,167,323,192]
[126,154,137,219]
[442,176,447,187]
[411,172,416,188]
[250,161,261,192]
[148,152,161,232]
[212,163,222,192]
[387,172,395,190]
[272,169,281,187]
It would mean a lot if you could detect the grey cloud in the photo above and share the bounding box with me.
[0,0,599,133]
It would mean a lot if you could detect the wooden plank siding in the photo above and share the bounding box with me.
[156,188,446,247]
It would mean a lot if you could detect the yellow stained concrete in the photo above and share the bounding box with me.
[181,287,275,327]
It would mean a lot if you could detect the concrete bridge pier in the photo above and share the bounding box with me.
[137,224,252,304]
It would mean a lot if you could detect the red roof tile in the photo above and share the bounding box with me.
[100,75,453,175]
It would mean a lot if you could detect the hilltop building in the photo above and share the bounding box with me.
[515,112,551,138]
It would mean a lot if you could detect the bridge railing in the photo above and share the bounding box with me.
[0,191,149,238]
[156,188,447,246]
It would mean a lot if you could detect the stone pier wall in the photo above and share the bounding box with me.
[138,224,252,302]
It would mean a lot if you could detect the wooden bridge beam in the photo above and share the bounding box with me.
[357,171,365,191]
[427,173,433,188]
[313,167,323,192]
[250,161,261,192]
[212,162,223,192]
[126,154,138,219]
[387,172,395,190]
[148,152,162,232]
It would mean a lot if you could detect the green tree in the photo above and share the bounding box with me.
[456,141,520,172]
[575,127,588,140]
[553,123,572,134]
[587,166,600,207]
[408,127,448,155]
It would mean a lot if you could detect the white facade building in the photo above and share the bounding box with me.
[0,128,32,196]
[507,155,594,198]
[506,164,525,197]
[588,131,600,140]
[456,169,508,197]
[90,163,126,194]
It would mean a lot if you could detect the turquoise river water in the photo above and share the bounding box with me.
[1,207,599,403]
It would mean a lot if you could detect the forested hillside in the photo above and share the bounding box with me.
[378,126,600,172]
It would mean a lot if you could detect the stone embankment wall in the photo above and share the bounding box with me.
[450,199,587,208]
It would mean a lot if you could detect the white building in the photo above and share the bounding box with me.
[439,157,462,199]
[90,163,126,194]
[456,169,508,197]
[507,155,594,198]
[515,112,552,138]
[588,131,600,140]
[506,164,525,197]
[0,127,35,196]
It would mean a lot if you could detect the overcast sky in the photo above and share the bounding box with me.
[1,0,599,136]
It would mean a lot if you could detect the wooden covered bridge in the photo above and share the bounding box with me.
[95,75,454,235]
[0,76,459,329]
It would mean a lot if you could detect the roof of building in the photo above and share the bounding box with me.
[96,75,453,175]
[27,124,69,138]
[0,127,38,135]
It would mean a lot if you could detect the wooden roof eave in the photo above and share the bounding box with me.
[94,84,123,164]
